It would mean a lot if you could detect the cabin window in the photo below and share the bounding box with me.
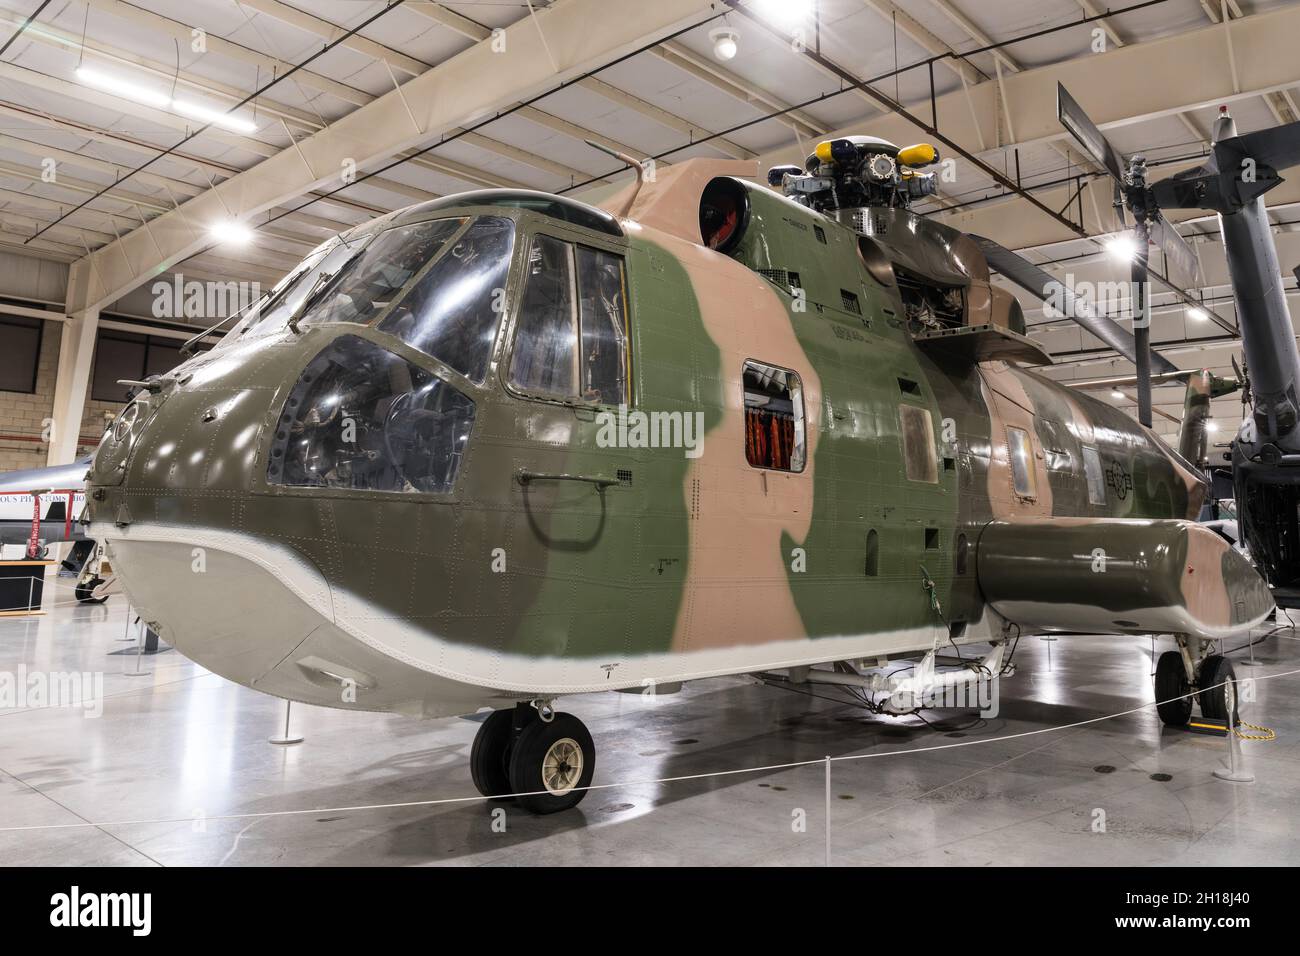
[376,216,515,384]
[1082,444,1106,505]
[1008,426,1036,498]
[508,235,629,405]
[743,360,805,471]
[267,335,475,494]
[865,529,879,576]
[899,404,937,483]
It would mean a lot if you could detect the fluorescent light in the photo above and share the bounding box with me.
[174,98,257,134]
[1187,306,1208,321]
[1104,234,1138,262]
[210,220,253,245]
[1111,389,1125,400]
[75,65,171,109]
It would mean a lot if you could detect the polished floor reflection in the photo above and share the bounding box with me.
[1,584,1297,866]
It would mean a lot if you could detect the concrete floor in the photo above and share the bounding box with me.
[2,582,1298,866]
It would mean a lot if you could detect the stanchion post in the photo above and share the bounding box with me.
[269,700,304,745]
[123,615,151,677]
[1214,693,1255,783]
[824,755,831,867]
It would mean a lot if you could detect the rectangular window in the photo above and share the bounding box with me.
[509,235,629,405]
[91,329,202,402]
[575,245,629,405]
[91,331,147,403]
[1082,444,1106,505]
[899,404,937,483]
[0,315,42,393]
[744,360,805,471]
[1008,426,1036,498]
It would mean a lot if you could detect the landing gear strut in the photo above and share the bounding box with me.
[1155,636,1238,728]
[470,703,595,814]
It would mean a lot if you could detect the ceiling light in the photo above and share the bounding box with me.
[174,98,257,134]
[74,65,171,109]
[1205,420,1219,432]
[1111,389,1125,400]
[209,220,253,246]
[750,0,814,28]
[1104,234,1138,263]
[1187,306,1208,321]
[710,27,739,61]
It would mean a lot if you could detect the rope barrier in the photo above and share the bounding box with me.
[0,662,1293,836]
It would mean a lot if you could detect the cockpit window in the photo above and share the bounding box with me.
[302,218,467,328]
[267,335,476,495]
[509,234,577,396]
[231,235,370,341]
[508,235,629,405]
[376,216,514,383]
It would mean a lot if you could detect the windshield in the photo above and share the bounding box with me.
[300,215,515,384]
[303,218,467,328]
[214,234,371,348]
[375,217,514,384]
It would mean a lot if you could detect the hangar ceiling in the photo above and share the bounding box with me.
[2,0,1300,445]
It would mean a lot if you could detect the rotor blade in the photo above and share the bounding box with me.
[1217,118,1300,172]
[1067,370,1240,398]
[1146,215,1201,287]
[971,234,1178,374]
[1142,259,1237,335]
[1057,83,1126,184]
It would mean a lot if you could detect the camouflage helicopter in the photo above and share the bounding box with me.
[83,117,1272,812]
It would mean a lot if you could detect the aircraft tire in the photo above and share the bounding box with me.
[1198,655,1238,725]
[1155,650,1192,727]
[470,709,517,798]
[508,712,595,815]
[74,577,108,604]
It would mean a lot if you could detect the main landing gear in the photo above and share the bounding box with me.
[470,702,595,814]
[1155,635,1238,728]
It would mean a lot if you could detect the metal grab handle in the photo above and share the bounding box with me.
[516,470,619,489]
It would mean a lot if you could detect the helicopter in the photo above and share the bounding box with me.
[82,125,1272,813]
[1041,84,1300,608]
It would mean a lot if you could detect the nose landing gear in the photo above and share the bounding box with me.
[1155,637,1239,728]
[469,703,595,814]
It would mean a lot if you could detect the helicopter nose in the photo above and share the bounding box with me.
[88,341,325,684]
[85,332,497,717]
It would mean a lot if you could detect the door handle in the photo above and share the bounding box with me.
[516,470,620,490]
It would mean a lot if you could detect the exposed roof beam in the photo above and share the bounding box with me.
[0,61,282,158]
[0,134,204,198]
[410,0,746,160]
[0,99,240,181]
[236,0,429,76]
[756,3,1300,186]
[81,0,370,107]
[68,0,716,311]
[0,9,326,135]
[650,40,827,139]
[226,2,609,183]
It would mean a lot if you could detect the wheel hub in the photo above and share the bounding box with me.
[541,737,583,795]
